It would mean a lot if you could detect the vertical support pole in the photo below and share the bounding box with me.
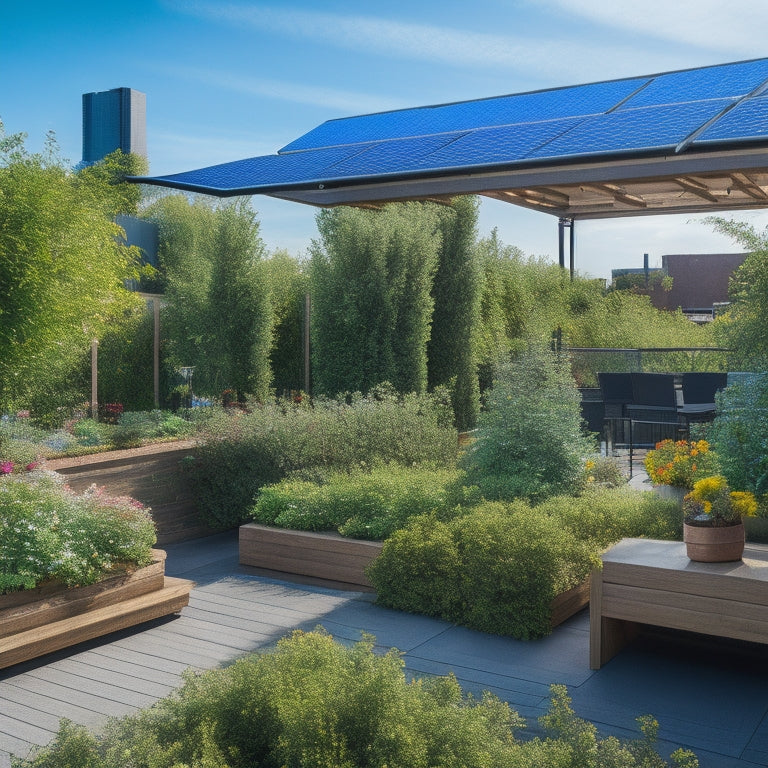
[569,217,575,280]
[91,339,99,420]
[153,298,161,409]
[558,217,575,279]
[304,293,311,395]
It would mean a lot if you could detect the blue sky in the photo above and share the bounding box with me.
[4,0,768,278]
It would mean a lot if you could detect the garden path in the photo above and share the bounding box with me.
[1,528,767,768]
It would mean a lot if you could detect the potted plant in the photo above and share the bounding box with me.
[644,439,720,503]
[682,475,758,562]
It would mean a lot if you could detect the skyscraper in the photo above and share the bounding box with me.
[81,87,147,165]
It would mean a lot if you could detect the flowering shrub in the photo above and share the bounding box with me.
[583,456,627,488]
[0,471,156,593]
[683,475,758,527]
[644,439,720,488]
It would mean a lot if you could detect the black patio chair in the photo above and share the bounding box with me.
[598,372,634,452]
[626,372,683,450]
[679,372,727,424]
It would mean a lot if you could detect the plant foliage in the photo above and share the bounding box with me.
[191,387,457,528]
[0,471,155,593]
[12,630,697,768]
[464,344,595,502]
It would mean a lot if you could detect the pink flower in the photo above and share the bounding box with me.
[0,461,14,474]
[25,462,38,471]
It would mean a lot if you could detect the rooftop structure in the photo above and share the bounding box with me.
[132,57,768,223]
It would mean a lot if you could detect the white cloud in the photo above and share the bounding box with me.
[540,0,768,56]
[169,1,687,84]
[166,65,406,115]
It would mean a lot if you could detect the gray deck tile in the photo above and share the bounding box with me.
[3,530,768,768]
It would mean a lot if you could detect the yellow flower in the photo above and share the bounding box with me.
[691,475,726,500]
[731,491,758,518]
[585,460,596,471]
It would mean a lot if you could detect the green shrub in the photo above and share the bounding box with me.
[0,472,155,592]
[192,389,458,528]
[12,630,696,768]
[537,486,683,548]
[368,502,596,640]
[368,487,682,640]
[464,345,595,502]
[251,464,469,540]
[708,375,768,499]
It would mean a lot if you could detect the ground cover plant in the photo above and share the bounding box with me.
[0,471,155,593]
[251,463,475,540]
[12,629,698,768]
[0,409,199,465]
[191,386,458,528]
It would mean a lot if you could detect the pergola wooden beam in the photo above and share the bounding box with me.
[729,172,768,200]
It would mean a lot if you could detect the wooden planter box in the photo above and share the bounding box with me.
[240,524,383,590]
[551,578,591,629]
[0,549,193,669]
[240,524,591,627]
[45,442,218,545]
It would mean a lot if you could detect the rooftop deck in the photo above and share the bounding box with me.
[2,524,768,767]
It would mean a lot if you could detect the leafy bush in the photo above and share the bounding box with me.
[368,488,682,639]
[0,472,155,593]
[252,464,469,540]
[708,374,768,500]
[464,345,595,502]
[13,630,697,768]
[192,388,458,528]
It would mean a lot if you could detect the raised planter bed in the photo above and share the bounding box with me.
[0,549,193,669]
[45,442,218,545]
[239,524,591,627]
[240,524,383,590]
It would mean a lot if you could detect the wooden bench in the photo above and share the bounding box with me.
[590,537,768,669]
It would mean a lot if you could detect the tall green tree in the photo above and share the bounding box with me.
[0,124,142,420]
[310,203,441,396]
[427,197,482,430]
[141,195,272,401]
[707,217,768,369]
[207,201,272,402]
[264,249,308,396]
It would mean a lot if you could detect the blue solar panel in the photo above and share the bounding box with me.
[694,95,768,144]
[416,117,588,169]
[281,78,649,152]
[620,59,768,109]
[327,132,468,176]
[145,144,373,192]
[527,99,735,159]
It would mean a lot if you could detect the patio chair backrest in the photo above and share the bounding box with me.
[598,372,634,405]
[681,372,727,404]
[630,373,677,408]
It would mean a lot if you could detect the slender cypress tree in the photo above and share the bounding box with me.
[427,197,482,430]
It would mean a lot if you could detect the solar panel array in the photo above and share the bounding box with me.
[138,58,768,195]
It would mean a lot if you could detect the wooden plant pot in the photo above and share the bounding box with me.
[683,521,745,562]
